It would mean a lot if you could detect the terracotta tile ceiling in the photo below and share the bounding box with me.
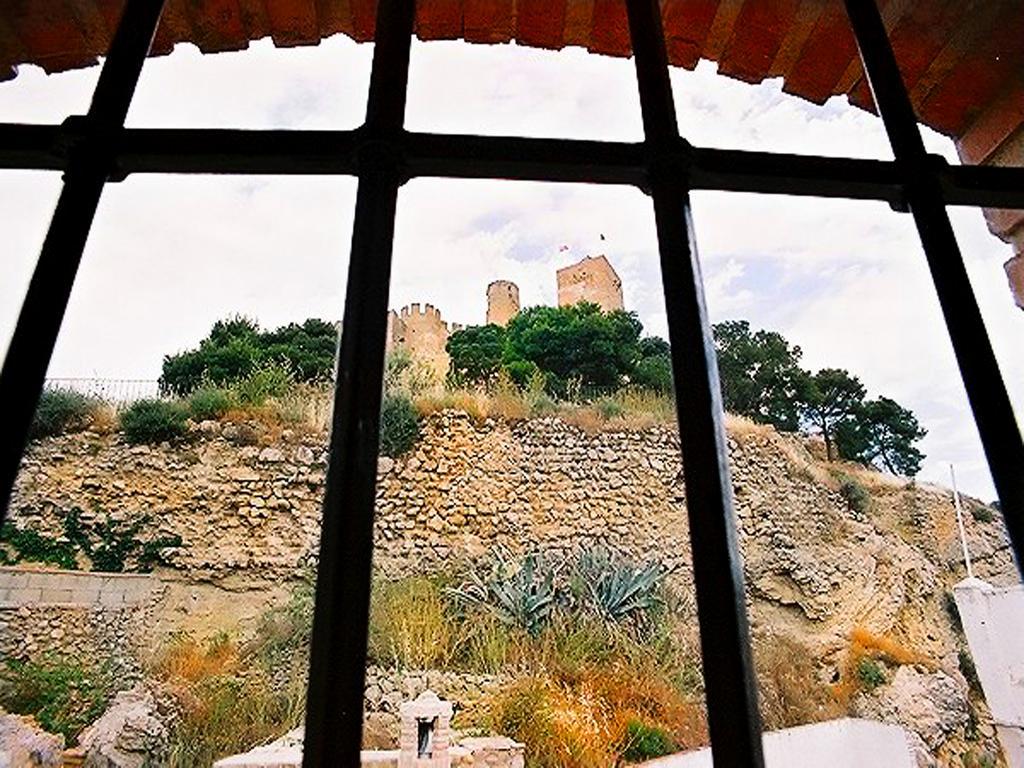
[1,0,1022,140]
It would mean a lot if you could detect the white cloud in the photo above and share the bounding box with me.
[0,37,1019,501]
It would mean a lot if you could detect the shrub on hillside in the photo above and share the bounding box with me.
[970,505,994,524]
[30,389,96,439]
[233,362,295,406]
[0,654,114,743]
[62,508,182,573]
[856,657,886,691]
[188,386,236,421]
[838,477,871,515]
[621,720,676,762]
[379,393,420,457]
[594,396,624,421]
[120,399,189,445]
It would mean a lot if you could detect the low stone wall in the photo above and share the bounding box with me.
[0,567,164,680]
[0,566,161,607]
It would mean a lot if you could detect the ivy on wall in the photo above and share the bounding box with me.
[0,507,182,573]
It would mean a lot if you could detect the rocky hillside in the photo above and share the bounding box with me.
[7,410,1019,766]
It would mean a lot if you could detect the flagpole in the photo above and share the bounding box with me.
[951,464,974,579]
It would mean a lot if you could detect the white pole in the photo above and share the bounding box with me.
[951,464,974,579]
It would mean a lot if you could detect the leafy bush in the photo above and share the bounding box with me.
[838,477,871,515]
[120,399,189,444]
[162,656,303,768]
[0,655,114,742]
[158,593,310,768]
[594,397,624,421]
[160,316,336,396]
[621,720,676,762]
[247,576,314,673]
[30,389,96,439]
[856,657,886,691]
[379,393,420,457]
[754,633,842,731]
[0,509,180,573]
[0,523,77,569]
[970,505,994,524]
[478,664,705,768]
[188,386,236,421]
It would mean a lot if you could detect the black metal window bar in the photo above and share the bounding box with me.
[0,0,1022,765]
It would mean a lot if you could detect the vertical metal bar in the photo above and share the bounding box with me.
[844,0,1024,575]
[626,2,766,765]
[302,0,414,764]
[0,0,166,521]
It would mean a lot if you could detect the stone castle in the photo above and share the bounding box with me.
[386,254,624,379]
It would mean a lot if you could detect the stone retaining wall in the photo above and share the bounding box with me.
[0,567,164,679]
[7,412,1016,658]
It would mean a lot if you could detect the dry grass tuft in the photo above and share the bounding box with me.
[479,662,707,768]
[155,632,239,682]
[831,626,924,705]
[369,577,458,670]
[754,633,843,730]
[723,413,774,438]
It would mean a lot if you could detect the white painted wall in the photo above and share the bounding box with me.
[955,577,1024,768]
[638,718,915,768]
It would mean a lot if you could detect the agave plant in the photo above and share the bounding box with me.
[570,545,667,630]
[449,547,558,637]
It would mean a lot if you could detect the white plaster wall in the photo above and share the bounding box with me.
[954,577,1024,768]
[638,718,914,768]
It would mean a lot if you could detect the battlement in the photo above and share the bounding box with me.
[399,302,444,321]
[386,255,623,381]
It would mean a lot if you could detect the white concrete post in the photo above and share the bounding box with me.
[954,578,1024,768]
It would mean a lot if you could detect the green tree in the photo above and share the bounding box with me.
[504,303,643,396]
[447,324,507,385]
[835,396,926,476]
[160,315,337,396]
[632,336,673,394]
[799,368,866,461]
[259,319,338,382]
[712,320,806,431]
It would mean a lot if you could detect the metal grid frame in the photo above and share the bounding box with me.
[1,1,1022,765]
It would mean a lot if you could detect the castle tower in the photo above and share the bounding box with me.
[387,303,452,381]
[486,280,520,326]
[556,255,624,312]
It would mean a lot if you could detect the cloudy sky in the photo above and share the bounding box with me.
[0,34,1020,500]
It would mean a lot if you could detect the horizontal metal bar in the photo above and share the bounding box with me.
[2,122,1022,210]
[403,131,646,186]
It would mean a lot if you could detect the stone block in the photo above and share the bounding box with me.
[11,587,43,604]
[39,588,74,603]
[98,590,125,607]
[70,588,101,604]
